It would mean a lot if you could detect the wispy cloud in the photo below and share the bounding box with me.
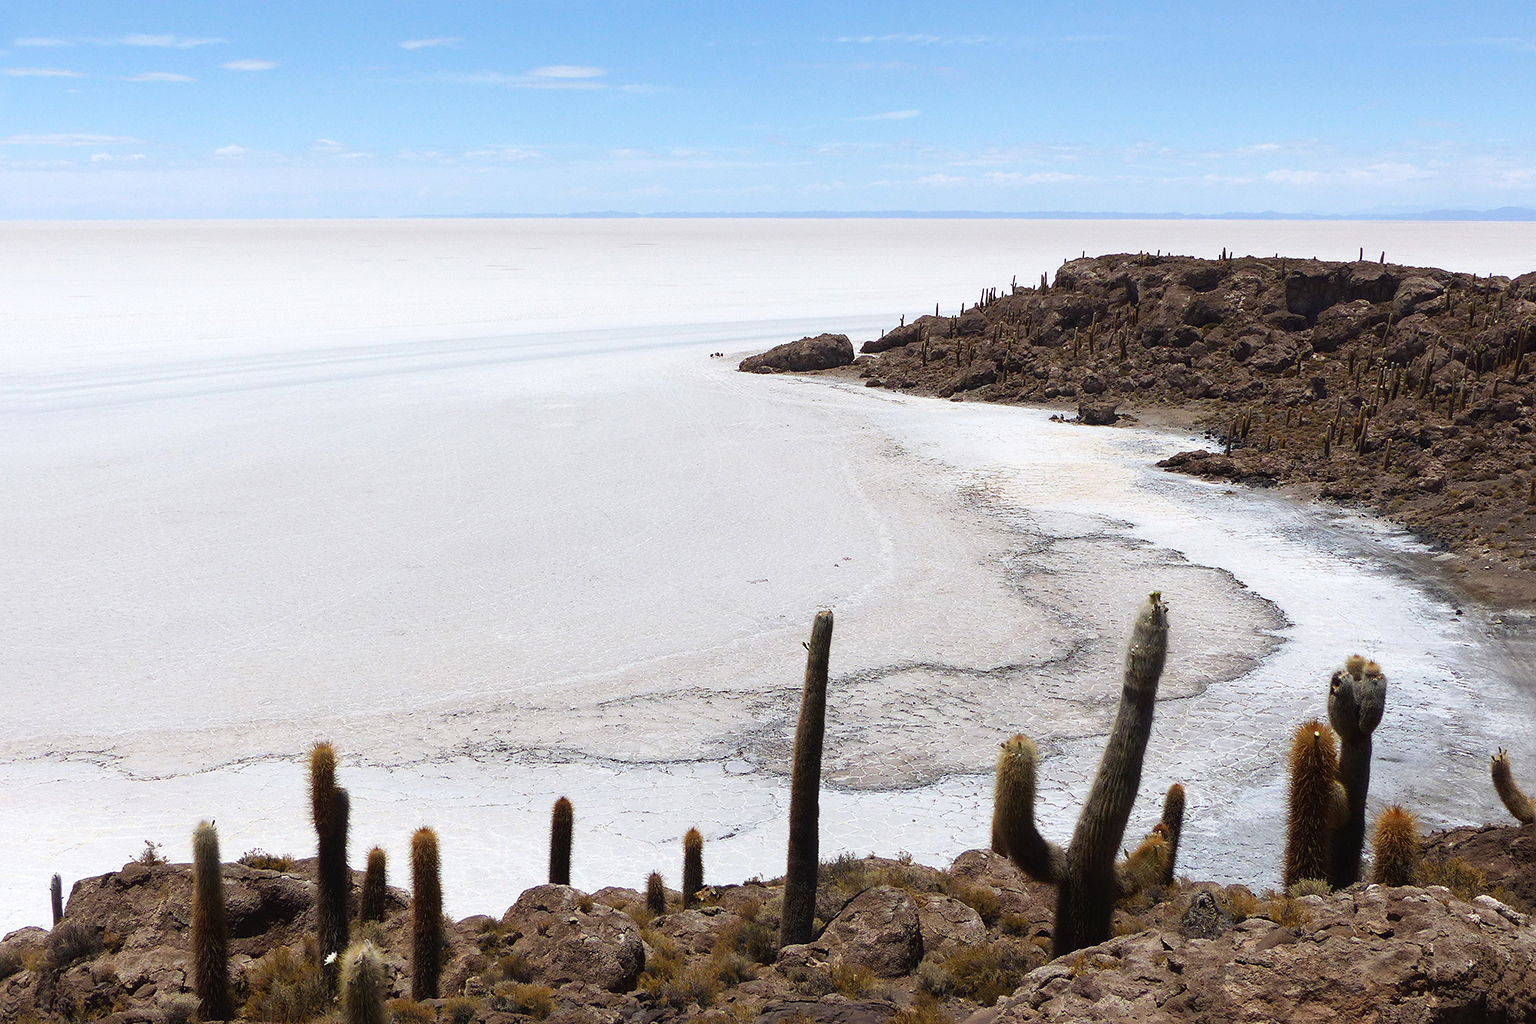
[831,33,990,45]
[853,109,919,121]
[1,133,144,146]
[401,37,461,50]
[464,147,541,161]
[126,71,195,82]
[116,34,223,49]
[222,59,278,71]
[313,138,371,160]
[214,145,249,158]
[89,152,146,162]
[529,65,605,79]
[14,37,70,47]
[2,67,83,77]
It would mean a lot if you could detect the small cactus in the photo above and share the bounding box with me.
[1492,749,1535,824]
[411,827,443,1001]
[991,593,1173,957]
[360,847,388,923]
[645,871,666,916]
[341,941,388,1024]
[191,821,233,1022]
[1158,784,1186,887]
[549,798,573,886]
[682,829,704,910]
[1371,805,1420,886]
[780,610,833,949]
[1284,720,1347,888]
[50,874,62,926]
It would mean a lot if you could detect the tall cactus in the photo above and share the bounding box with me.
[341,940,387,1024]
[645,871,667,916]
[1327,657,1386,888]
[50,874,62,926]
[779,610,833,949]
[549,797,573,886]
[1284,720,1347,887]
[191,821,233,1022]
[411,827,443,1001]
[1492,749,1535,824]
[991,593,1173,957]
[309,742,351,974]
[360,847,388,924]
[682,828,704,910]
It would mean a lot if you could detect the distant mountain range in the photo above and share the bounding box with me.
[436,207,1536,221]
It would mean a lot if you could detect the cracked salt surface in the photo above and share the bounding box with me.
[3,219,1534,932]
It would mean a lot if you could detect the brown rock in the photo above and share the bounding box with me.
[915,894,985,961]
[818,886,923,978]
[502,884,645,991]
[739,334,855,373]
[1076,402,1118,426]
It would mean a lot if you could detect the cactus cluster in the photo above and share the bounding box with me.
[1284,658,1392,890]
[991,593,1184,957]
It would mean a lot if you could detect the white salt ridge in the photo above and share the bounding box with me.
[2,219,1534,931]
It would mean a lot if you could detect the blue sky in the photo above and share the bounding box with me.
[2,1,1534,217]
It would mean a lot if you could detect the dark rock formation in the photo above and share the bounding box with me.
[740,334,855,373]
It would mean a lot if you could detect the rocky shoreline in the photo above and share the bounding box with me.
[743,252,1536,607]
[2,825,1532,1024]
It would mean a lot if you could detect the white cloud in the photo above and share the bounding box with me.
[529,65,605,79]
[464,147,540,161]
[119,34,222,49]
[832,34,989,45]
[918,173,966,187]
[126,71,194,82]
[214,145,249,158]
[222,59,277,71]
[0,133,143,146]
[853,109,919,121]
[3,67,83,77]
[401,38,461,49]
[14,38,71,47]
[89,152,146,162]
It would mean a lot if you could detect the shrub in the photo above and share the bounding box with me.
[914,960,954,999]
[238,849,295,872]
[1287,878,1331,898]
[944,941,1034,1006]
[443,995,480,1024]
[159,994,200,1024]
[388,998,437,1024]
[240,940,328,1023]
[890,992,952,1024]
[830,962,881,999]
[136,840,167,866]
[998,913,1032,937]
[489,982,554,1019]
[1420,855,1492,903]
[46,921,102,967]
[941,879,1001,927]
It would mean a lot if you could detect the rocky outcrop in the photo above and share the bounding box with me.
[501,884,645,991]
[740,334,855,373]
[818,886,923,978]
[987,885,1536,1023]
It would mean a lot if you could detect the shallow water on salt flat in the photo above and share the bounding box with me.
[2,219,1534,931]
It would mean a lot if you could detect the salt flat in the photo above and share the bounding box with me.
[2,219,1533,930]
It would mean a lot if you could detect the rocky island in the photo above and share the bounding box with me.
[745,252,1536,606]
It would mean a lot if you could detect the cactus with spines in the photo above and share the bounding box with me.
[990,593,1173,957]
[191,821,233,1022]
[646,872,666,916]
[682,828,704,909]
[1284,720,1347,888]
[50,874,62,926]
[411,827,443,1001]
[549,797,573,886]
[1371,805,1420,886]
[360,847,388,923]
[1492,748,1535,824]
[1158,784,1186,887]
[1327,657,1386,888]
[341,940,387,1024]
[779,609,833,949]
[309,742,351,975]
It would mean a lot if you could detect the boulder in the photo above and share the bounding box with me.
[502,885,645,992]
[817,886,922,978]
[1392,275,1446,318]
[740,334,855,373]
[1076,402,1119,426]
[915,894,985,961]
